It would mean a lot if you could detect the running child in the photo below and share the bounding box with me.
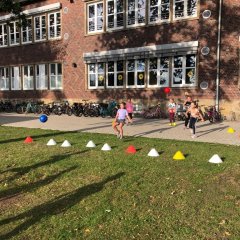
[126,98,134,124]
[113,102,132,139]
[184,96,193,129]
[168,98,176,126]
[185,101,204,138]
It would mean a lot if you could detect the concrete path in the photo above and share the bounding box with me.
[0,113,239,145]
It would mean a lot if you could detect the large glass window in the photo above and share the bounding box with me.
[48,12,61,39]
[149,0,170,23]
[22,18,33,44]
[36,64,48,90]
[34,15,47,41]
[0,24,8,47]
[50,63,62,89]
[88,63,105,89]
[148,57,169,87]
[0,67,10,90]
[107,0,124,30]
[127,0,146,26]
[9,21,20,45]
[174,0,198,19]
[23,65,34,90]
[11,66,21,90]
[127,59,145,87]
[107,61,124,87]
[172,54,196,86]
[87,2,104,33]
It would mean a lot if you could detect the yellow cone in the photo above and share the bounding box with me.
[173,151,185,160]
[227,128,235,133]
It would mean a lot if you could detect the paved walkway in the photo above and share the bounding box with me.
[0,113,239,145]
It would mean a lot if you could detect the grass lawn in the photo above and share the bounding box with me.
[0,126,240,240]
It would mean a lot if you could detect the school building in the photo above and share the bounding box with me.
[0,0,239,118]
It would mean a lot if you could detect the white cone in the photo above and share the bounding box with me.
[101,143,111,151]
[208,154,223,164]
[86,140,96,148]
[61,140,71,147]
[47,139,57,146]
[148,148,159,157]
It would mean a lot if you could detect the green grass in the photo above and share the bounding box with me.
[0,126,240,240]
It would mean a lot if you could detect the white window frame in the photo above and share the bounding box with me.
[21,17,33,44]
[87,2,104,34]
[172,54,197,87]
[88,63,105,89]
[148,0,170,24]
[127,0,146,27]
[11,66,21,90]
[126,59,146,88]
[34,15,47,42]
[36,64,48,90]
[48,12,61,39]
[0,67,10,90]
[0,23,8,47]
[49,63,63,90]
[173,0,198,20]
[148,57,170,88]
[107,0,124,31]
[106,61,124,88]
[23,65,34,90]
[9,21,20,46]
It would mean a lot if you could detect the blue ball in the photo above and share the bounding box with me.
[39,114,48,123]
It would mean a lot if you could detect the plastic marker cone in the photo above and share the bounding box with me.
[227,127,235,133]
[47,139,57,146]
[208,154,223,164]
[61,140,71,147]
[101,143,111,151]
[173,151,185,160]
[24,136,33,143]
[86,140,96,148]
[147,148,159,157]
[126,145,137,154]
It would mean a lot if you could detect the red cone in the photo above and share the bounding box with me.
[24,136,33,143]
[126,145,137,154]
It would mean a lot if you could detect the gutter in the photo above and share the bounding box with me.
[216,0,223,111]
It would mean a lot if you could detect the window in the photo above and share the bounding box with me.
[107,0,124,30]
[9,21,20,45]
[107,61,124,87]
[88,63,105,89]
[127,0,146,26]
[0,67,10,90]
[174,0,198,19]
[11,66,21,90]
[34,15,47,41]
[22,18,33,44]
[36,64,48,90]
[48,12,61,39]
[172,54,196,86]
[0,24,8,47]
[149,0,170,23]
[148,57,169,87]
[23,65,34,90]
[50,63,62,89]
[87,2,104,33]
[127,59,145,87]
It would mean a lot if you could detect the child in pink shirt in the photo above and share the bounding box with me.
[126,98,134,120]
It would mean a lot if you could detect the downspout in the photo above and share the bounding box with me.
[216,0,223,111]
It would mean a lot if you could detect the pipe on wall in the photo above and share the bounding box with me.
[216,0,223,111]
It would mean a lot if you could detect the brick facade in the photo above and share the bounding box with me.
[0,0,239,118]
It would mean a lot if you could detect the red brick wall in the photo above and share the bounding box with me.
[0,0,239,110]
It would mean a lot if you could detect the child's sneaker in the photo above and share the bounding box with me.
[117,133,120,138]
[169,123,172,126]
[119,135,123,140]
[191,134,196,139]
[172,122,176,126]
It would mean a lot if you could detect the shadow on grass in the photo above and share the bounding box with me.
[0,172,125,239]
[0,150,89,183]
[0,166,77,200]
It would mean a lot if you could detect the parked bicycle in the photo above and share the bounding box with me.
[204,105,222,123]
[99,100,118,118]
[142,104,161,119]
